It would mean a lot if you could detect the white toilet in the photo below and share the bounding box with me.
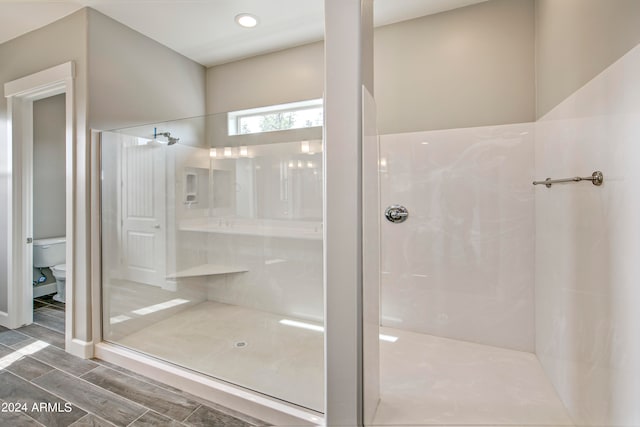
[33,237,66,303]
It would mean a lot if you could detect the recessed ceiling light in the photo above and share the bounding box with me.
[235,13,258,28]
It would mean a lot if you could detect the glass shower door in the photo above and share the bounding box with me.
[100,113,325,412]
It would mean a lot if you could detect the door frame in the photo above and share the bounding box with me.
[3,62,75,332]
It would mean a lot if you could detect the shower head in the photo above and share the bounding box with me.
[157,131,179,146]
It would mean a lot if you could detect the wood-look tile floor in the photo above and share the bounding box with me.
[0,320,268,426]
[33,295,66,335]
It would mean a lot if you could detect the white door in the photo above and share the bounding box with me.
[119,138,167,286]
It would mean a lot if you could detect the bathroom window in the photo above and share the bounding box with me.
[228,98,323,135]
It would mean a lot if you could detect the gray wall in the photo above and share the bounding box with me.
[86,9,206,347]
[87,9,206,130]
[205,0,535,135]
[206,41,324,115]
[33,94,66,240]
[375,0,534,134]
[0,7,205,333]
[535,0,640,117]
[0,9,89,316]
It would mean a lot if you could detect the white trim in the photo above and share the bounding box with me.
[90,131,103,347]
[324,0,373,425]
[361,86,380,425]
[4,62,75,99]
[3,62,76,336]
[68,338,94,359]
[63,80,78,355]
[94,343,322,426]
[33,283,57,298]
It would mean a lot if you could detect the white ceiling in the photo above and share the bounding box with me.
[0,0,487,67]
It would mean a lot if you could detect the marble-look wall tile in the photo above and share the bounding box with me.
[380,123,535,351]
[203,233,323,321]
[195,141,324,322]
[535,43,640,427]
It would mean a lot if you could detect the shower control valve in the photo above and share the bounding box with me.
[385,205,409,223]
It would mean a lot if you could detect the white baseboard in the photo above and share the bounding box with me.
[94,342,323,426]
[33,283,57,298]
[67,338,94,359]
[0,311,9,328]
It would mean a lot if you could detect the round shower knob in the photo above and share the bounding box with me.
[385,205,409,223]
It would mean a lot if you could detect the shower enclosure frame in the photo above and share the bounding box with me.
[86,1,376,425]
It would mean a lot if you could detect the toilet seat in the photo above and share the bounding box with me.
[51,264,66,279]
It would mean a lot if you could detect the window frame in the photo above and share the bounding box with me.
[227,98,323,136]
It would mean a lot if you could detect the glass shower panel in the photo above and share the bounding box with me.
[101,113,324,411]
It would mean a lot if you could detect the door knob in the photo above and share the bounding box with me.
[385,205,409,223]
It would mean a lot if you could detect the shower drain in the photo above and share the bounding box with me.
[234,341,248,348]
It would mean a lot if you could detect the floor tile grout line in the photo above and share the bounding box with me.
[0,329,32,344]
[0,347,54,379]
[19,368,154,426]
[31,320,65,335]
[78,365,102,379]
[32,367,150,416]
[96,358,264,424]
[125,408,150,427]
[44,364,201,425]
[1,370,88,425]
[34,308,66,319]
[0,397,48,427]
[13,355,60,381]
[16,323,64,336]
[8,342,98,379]
[35,306,65,314]
[6,345,270,426]
[5,336,261,426]
[181,403,202,423]
[34,300,65,309]
[90,360,181,393]
[20,356,57,382]
[33,301,65,309]
[70,413,118,427]
[4,352,178,423]
[33,309,65,317]
[100,360,259,425]
[12,360,259,427]
[90,361,206,408]
[19,413,48,427]
[1,342,86,381]
[91,359,267,425]
[82,365,203,424]
[24,320,65,336]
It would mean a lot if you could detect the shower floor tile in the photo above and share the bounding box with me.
[116,301,325,412]
[114,302,573,425]
[373,327,574,426]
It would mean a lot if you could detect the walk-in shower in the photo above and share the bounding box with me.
[94,1,640,426]
[100,114,324,413]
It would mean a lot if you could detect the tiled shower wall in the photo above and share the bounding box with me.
[535,43,640,426]
[379,123,535,352]
[379,42,640,425]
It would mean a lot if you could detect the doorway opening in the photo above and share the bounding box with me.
[31,94,67,336]
[3,62,75,350]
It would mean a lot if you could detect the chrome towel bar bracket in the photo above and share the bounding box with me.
[533,171,604,188]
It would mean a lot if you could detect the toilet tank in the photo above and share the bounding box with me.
[33,237,66,268]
